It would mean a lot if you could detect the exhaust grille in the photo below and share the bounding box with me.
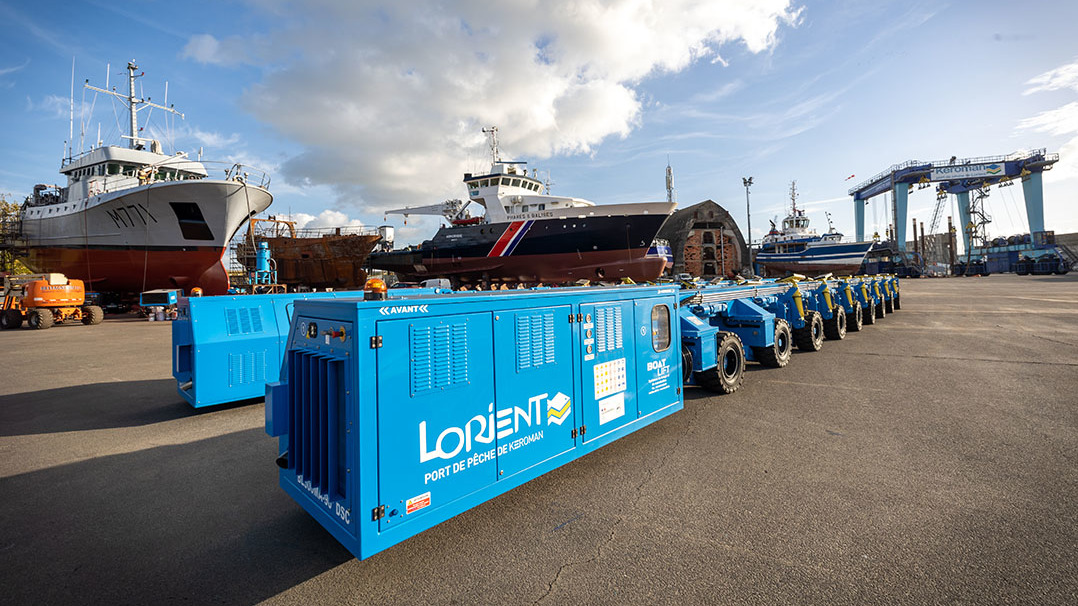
[287,348,347,501]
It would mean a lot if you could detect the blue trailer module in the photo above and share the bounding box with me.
[173,287,451,407]
[262,277,899,559]
[265,284,686,559]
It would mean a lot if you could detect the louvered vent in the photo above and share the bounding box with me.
[228,350,267,385]
[516,312,556,371]
[411,322,470,395]
[224,307,264,335]
[287,349,346,501]
[595,305,623,353]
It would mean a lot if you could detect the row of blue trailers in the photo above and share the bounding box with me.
[172,274,900,560]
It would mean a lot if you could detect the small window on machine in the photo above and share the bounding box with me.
[651,305,671,352]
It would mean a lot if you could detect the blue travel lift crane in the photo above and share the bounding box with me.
[848,149,1073,274]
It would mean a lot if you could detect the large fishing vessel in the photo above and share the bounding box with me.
[755,182,873,277]
[14,62,272,296]
[369,127,675,285]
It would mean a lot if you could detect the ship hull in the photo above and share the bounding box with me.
[370,213,671,284]
[755,241,874,277]
[20,180,271,295]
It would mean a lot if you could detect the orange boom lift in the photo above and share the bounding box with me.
[1,273,104,330]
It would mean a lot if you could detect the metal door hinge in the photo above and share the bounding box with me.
[372,505,386,521]
[577,313,584,323]
[568,313,574,323]
[571,427,577,438]
[580,424,587,436]
[370,335,383,349]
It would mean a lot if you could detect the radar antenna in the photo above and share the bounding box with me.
[481,126,500,164]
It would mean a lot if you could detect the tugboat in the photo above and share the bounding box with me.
[14,62,272,296]
[755,181,873,277]
[368,126,675,285]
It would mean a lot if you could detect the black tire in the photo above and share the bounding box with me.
[823,305,846,340]
[81,305,104,325]
[847,304,863,332]
[28,309,54,330]
[681,345,693,384]
[875,299,886,319]
[884,296,894,314]
[1,309,23,330]
[754,319,793,368]
[793,311,824,352]
[893,293,901,310]
[695,331,745,395]
[863,302,876,325]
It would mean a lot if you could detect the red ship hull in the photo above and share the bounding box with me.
[26,246,230,295]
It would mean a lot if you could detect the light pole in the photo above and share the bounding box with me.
[742,176,753,255]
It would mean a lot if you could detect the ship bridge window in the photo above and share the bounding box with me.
[107,163,121,175]
[521,205,529,212]
[468,181,479,190]
[511,178,521,187]
[169,202,215,241]
[501,177,511,186]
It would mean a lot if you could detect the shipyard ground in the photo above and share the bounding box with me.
[1,274,1075,605]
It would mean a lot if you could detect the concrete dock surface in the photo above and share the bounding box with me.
[1,274,1075,605]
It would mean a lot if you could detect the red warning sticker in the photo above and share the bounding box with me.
[406,491,431,514]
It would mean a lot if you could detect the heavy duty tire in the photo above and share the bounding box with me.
[681,345,693,384]
[863,302,876,325]
[847,304,863,332]
[884,296,894,314]
[81,305,104,325]
[823,305,846,341]
[893,293,901,310]
[695,331,745,395]
[754,319,793,368]
[794,311,825,352]
[1,309,23,330]
[875,299,886,319]
[28,309,54,330]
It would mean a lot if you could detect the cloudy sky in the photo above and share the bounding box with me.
[1,0,1077,246]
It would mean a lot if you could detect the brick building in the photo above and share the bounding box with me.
[656,200,749,279]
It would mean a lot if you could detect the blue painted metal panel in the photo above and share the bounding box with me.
[174,287,450,408]
[580,300,637,441]
[632,297,679,417]
[270,285,684,560]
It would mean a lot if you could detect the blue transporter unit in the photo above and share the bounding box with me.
[265,284,684,560]
[172,287,451,407]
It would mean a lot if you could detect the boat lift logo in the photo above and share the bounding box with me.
[985,163,1002,175]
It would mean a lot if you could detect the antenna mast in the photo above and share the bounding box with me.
[789,180,799,213]
[665,159,675,204]
[482,126,499,164]
[83,61,184,150]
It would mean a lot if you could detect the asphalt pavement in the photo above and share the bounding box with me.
[1,274,1075,605]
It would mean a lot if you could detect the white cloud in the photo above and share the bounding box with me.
[286,209,367,229]
[0,58,30,77]
[183,0,799,213]
[1018,102,1078,181]
[1024,57,1078,95]
[181,34,257,67]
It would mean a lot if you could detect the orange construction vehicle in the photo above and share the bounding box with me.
[1,273,104,330]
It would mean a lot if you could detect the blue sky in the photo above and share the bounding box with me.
[2,0,1077,247]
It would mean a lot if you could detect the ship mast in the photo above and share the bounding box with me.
[482,125,500,164]
[84,61,184,150]
[789,180,798,214]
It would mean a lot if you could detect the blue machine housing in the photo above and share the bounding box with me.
[172,288,450,407]
[265,284,683,560]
